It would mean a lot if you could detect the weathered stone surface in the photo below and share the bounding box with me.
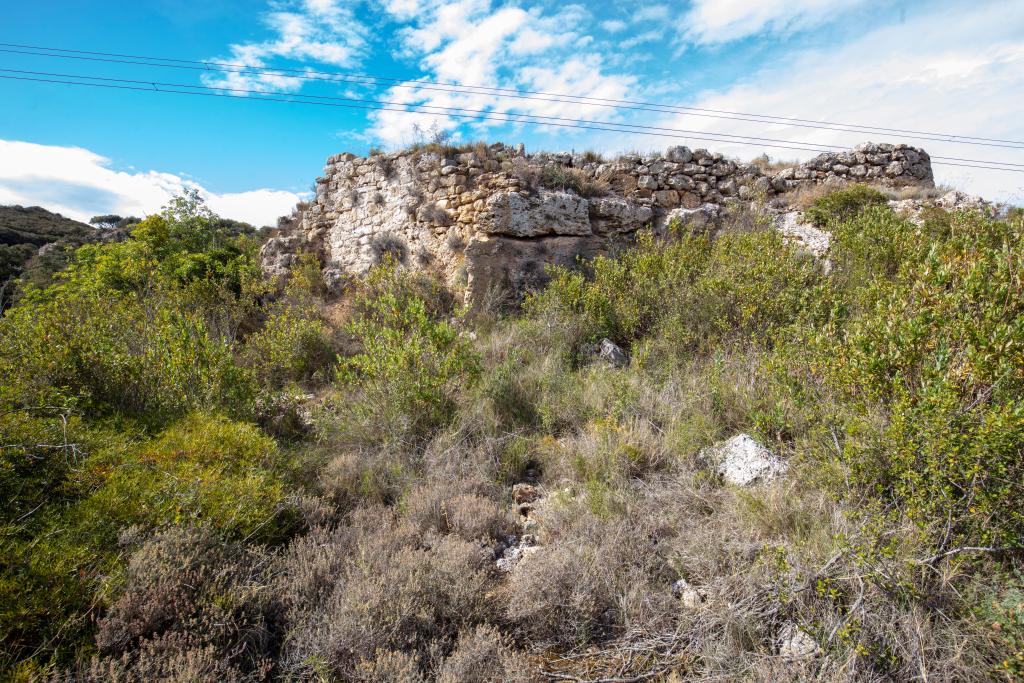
[665,146,693,163]
[776,212,832,268]
[672,578,707,609]
[638,175,658,190]
[260,235,303,279]
[464,233,603,305]
[476,190,591,238]
[266,141,936,304]
[512,483,541,504]
[653,189,680,207]
[662,203,720,234]
[704,433,787,486]
[589,196,654,234]
[496,534,539,572]
[779,624,821,659]
[600,338,629,367]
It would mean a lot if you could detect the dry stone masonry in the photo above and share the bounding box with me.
[263,141,934,303]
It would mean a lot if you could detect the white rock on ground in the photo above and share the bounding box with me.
[775,212,832,272]
[705,433,787,486]
[580,338,630,368]
[778,623,822,659]
[672,578,707,609]
[599,338,629,367]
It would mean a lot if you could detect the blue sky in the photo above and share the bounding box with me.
[1,0,1022,225]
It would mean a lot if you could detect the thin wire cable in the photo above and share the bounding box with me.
[2,73,1020,174]
[3,66,1022,172]
[3,42,1023,150]
[0,67,840,154]
[2,71,1021,174]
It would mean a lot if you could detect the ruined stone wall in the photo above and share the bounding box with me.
[264,141,933,303]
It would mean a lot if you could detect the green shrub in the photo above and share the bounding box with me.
[685,229,827,349]
[0,289,255,424]
[528,228,826,354]
[242,272,334,390]
[76,413,295,544]
[333,265,479,446]
[821,210,1024,545]
[803,183,888,227]
[526,230,710,347]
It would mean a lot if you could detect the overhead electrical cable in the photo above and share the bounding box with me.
[2,42,1023,151]
[2,70,1021,175]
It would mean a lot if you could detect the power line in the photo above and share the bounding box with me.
[3,66,1023,171]
[3,42,1023,151]
[3,70,1022,175]
[0,67,843,154]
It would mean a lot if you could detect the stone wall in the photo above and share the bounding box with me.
[264,141,933,303]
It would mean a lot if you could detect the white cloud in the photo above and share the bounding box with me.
[680,0,871,45]
[0,140,302,226]
[601,19,627,33]
[633,4,670,22]
[619,29,664,50]
[371,0,638,146]
[655,2,1024,202]
[202,0,368,93]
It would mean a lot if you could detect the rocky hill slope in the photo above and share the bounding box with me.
[0,205,115,303]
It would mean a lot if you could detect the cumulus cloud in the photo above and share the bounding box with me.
[679,0,872,45]
[202,0,368,93]
[0,140,302,226]
[370,0,637,146]
[633,5,670,22]
[656,1,1024,202]
[600,19,627,33]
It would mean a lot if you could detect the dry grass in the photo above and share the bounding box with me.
[778,182,839,210]
[749,153,798,173]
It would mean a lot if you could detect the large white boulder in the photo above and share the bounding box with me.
[705,433,787,486]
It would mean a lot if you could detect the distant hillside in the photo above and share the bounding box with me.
[0,206,98,302]
[0,205,95,247]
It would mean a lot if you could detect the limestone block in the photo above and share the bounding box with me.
[476,190,591,238]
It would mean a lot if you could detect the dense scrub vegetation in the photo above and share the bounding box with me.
[1,186,1022,681]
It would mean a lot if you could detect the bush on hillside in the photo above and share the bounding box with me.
[821,208,1024,545]
[803,183,888,227]
[331,264,479,447]
[527,227,826,354]
[242,255,335,390]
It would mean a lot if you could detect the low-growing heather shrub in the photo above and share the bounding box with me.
[94,527,278,677]
[437,625,538,683]
[321,534,494,675]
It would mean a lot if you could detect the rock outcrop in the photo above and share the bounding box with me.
[704,433,788,486]
[267,141,935,304]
